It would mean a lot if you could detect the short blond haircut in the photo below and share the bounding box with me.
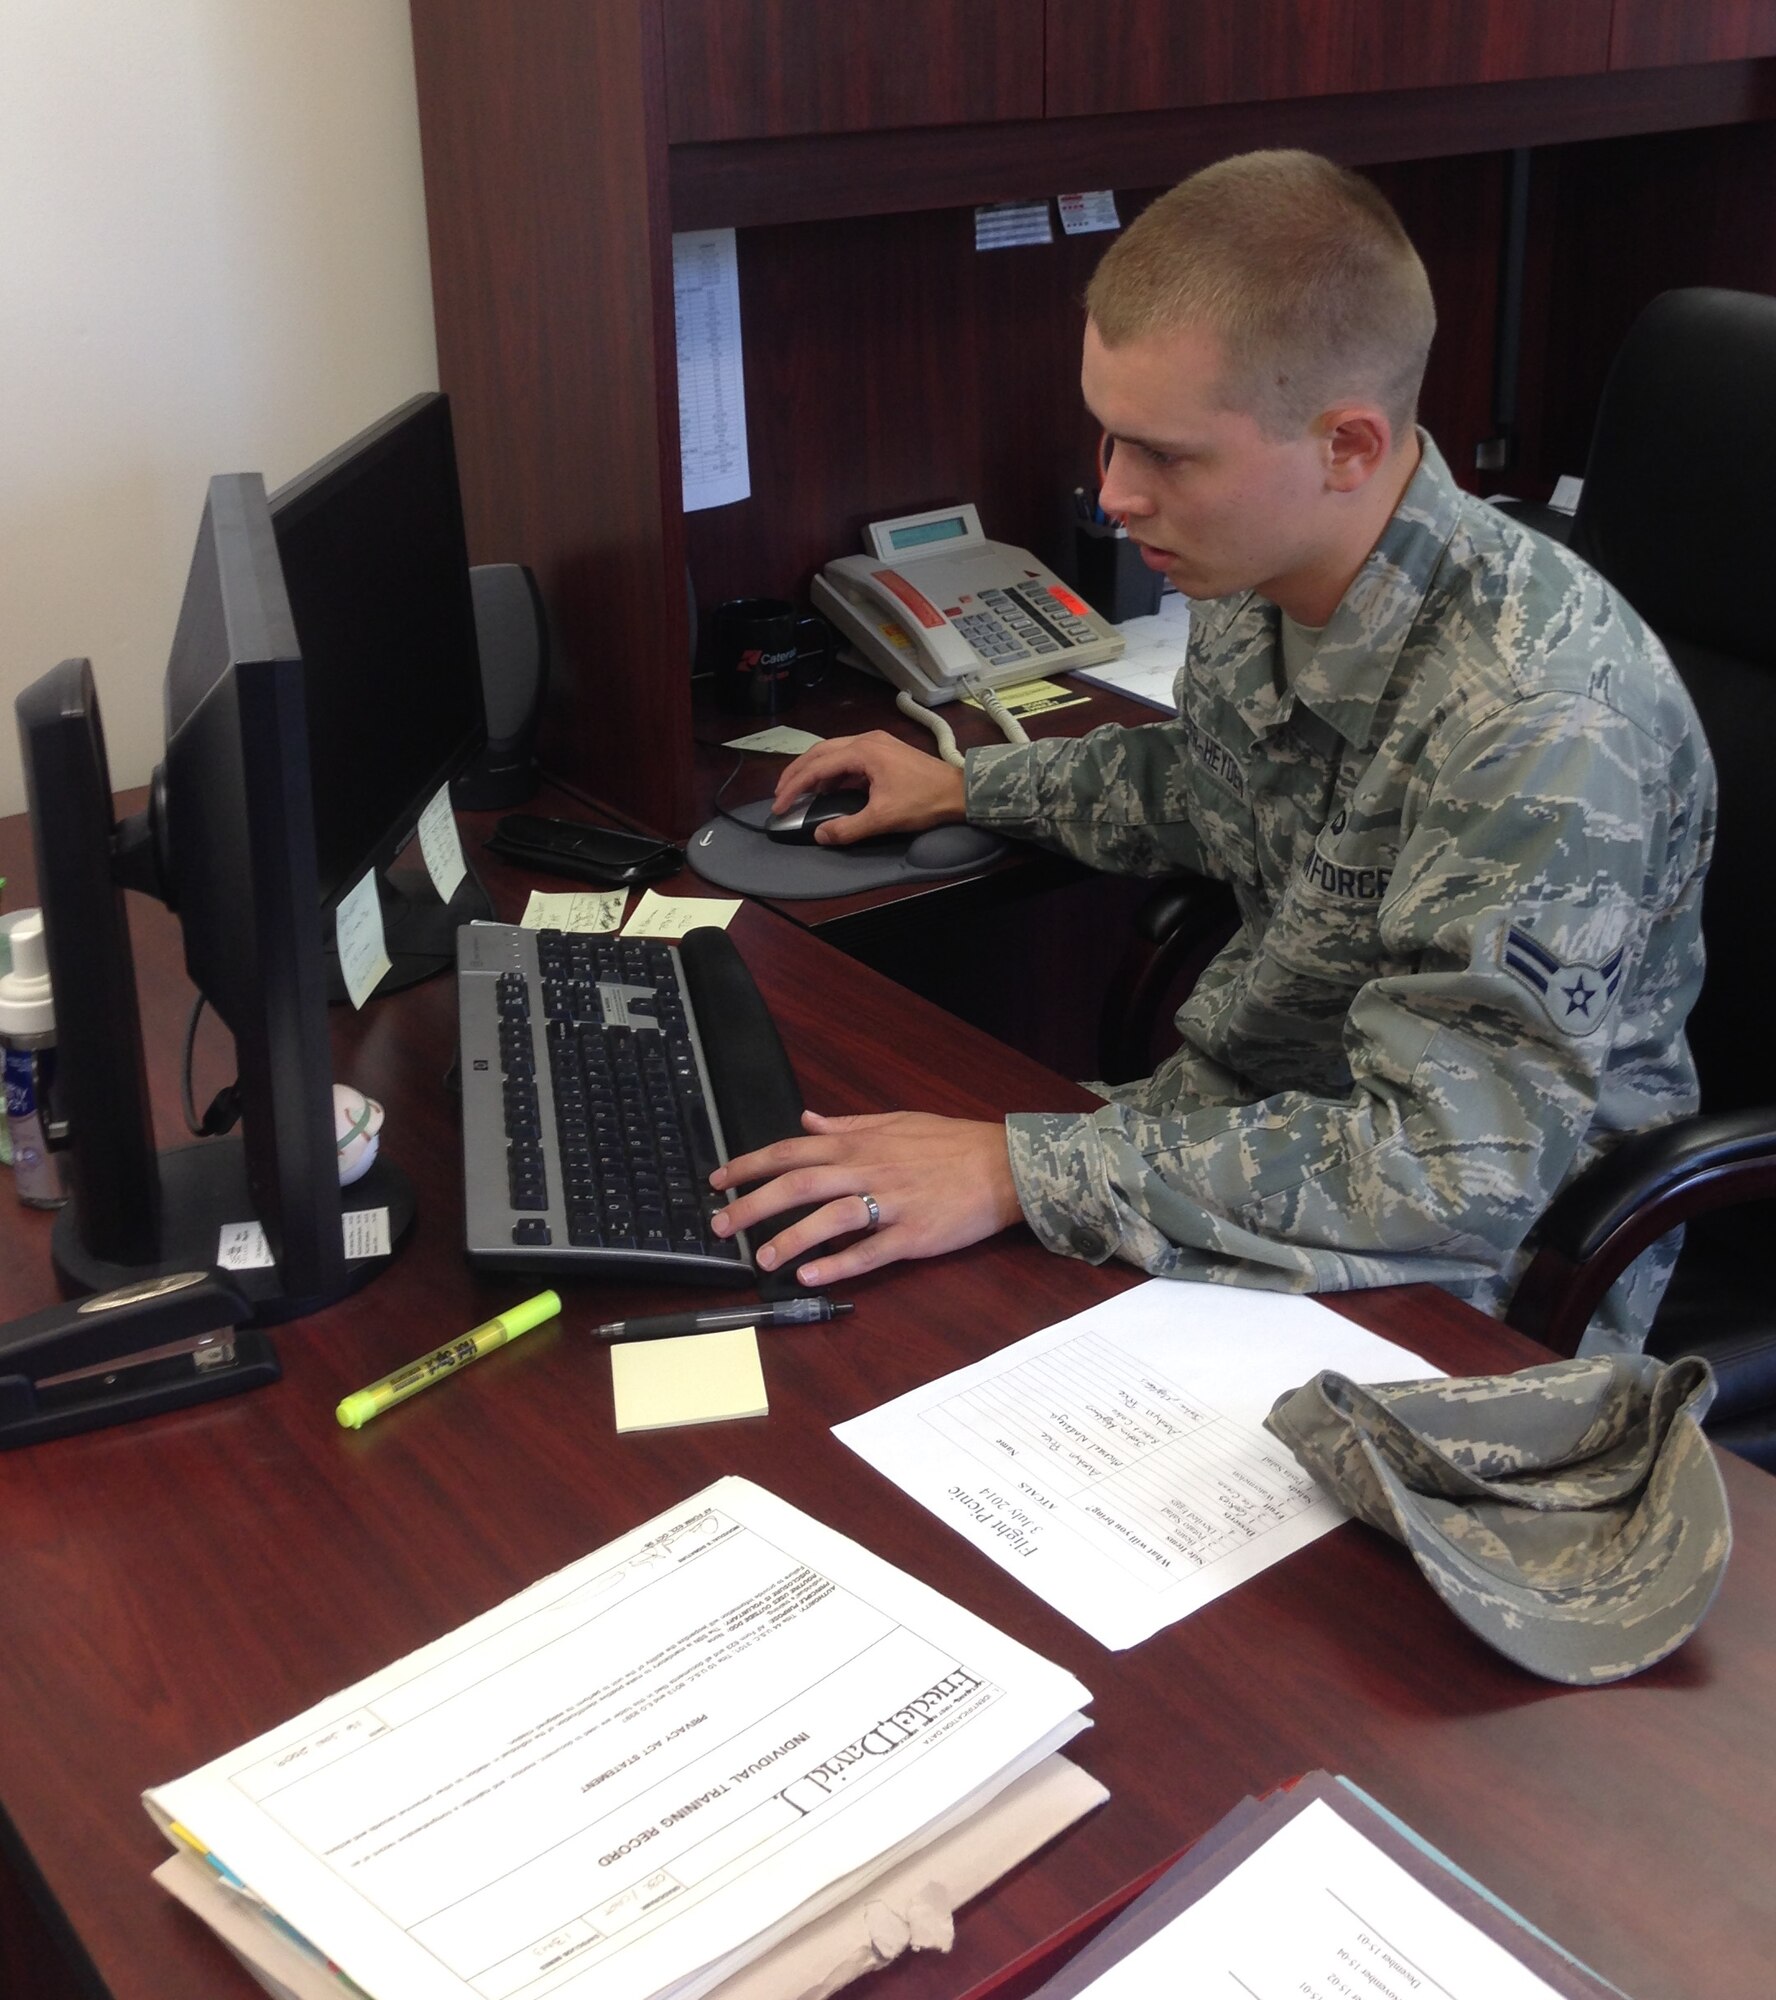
[1086,150,1435,439]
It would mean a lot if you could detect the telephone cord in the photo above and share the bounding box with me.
[893,681,1029,769]
[960,676,1031,748]
[894,689,964,767]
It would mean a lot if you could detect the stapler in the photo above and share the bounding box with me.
[0,1271,279,1448]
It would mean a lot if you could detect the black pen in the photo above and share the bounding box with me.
[588,1298,854,1342]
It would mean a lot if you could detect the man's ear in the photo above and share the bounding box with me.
[1317,406,1393,492]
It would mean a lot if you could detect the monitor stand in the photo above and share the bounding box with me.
[324,855,495,1005]
[50,1145,417,1327]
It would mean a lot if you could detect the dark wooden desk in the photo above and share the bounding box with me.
[1,814,1773,2000]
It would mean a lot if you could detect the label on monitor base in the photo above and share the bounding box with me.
[218,1207,392,1272]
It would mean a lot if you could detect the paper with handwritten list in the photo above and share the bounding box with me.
[835,1281,1434,1650]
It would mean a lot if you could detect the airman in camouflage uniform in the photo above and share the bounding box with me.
[709,153,1715,1349]
[970,434,1715,1349]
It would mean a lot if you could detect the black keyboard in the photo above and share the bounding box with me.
[457,923,805,1282]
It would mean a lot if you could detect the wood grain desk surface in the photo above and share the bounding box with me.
[0,814,1771,2000]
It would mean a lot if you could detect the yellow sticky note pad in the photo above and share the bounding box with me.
[723,725,824,756]
[521,889,626,934]
[611,1327,769,1432]
[963,678,1092,718]
[621,891,741,940]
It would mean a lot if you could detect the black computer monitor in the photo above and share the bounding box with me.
[271,391,491,996]
[16,474,418,1323]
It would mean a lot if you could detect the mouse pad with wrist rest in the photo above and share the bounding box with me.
[686,800,1009,898]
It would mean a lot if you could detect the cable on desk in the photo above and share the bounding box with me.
[894,681,1028,767]
[180,994,240,1138]
[960,676,1032,749]
[894,690,964,768]
[710,750,758,828]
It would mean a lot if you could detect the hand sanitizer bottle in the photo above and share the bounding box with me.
[0,905,13,1169]
[0,911,67,1208]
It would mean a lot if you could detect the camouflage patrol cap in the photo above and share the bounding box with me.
[1264,1354,1729,1685]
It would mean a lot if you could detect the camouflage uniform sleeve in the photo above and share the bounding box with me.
[1005,690,1685,1296]
[965,722,1216,880]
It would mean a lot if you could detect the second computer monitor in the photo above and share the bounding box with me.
[271,391,490,991]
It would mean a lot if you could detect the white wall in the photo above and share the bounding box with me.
[0,1,439,818]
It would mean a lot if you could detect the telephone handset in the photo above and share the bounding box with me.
[810,503,1125,707]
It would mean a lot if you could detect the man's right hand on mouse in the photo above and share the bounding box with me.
[771,731,966,845]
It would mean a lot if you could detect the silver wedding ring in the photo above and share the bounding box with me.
[858,1192,881,1233]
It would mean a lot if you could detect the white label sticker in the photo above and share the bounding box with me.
[217,1221,275,1271]
[343,1207,392,1261]
[335,869,392,1011]
[219,1211,390,1270]
[1058,189,1121,236]
[416,782,468,906]
[974,200,1053,251]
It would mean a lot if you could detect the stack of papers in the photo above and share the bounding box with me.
[1029,1771,1625,1999]
[145,1478,1099,2000]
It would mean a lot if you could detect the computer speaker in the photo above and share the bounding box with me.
[451,562,549,811]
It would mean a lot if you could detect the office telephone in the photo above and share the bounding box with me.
[811,504,1125,707]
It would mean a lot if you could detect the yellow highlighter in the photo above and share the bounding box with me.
[336,1291,561,1429]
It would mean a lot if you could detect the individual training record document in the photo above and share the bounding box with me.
[835,1282,1434,1650]
[145,1478,1092,2000]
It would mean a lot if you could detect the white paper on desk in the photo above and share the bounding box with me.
[1069,592,1191,713]
[675,228,750,512]
[1068,1796,1567,1997]
[145,1477,1090,2000]
[835,1282,1435,1651]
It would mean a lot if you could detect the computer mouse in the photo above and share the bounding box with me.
[764,787,871,844]
[905,824,1008,871]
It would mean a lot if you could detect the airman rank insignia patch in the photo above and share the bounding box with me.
[1503,924,1627,1034]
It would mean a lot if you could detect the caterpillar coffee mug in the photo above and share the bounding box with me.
[709,598,826,717]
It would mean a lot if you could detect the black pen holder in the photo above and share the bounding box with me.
[1075,522,1164,625]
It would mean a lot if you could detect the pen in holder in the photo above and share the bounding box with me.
[1074,522,1164,625]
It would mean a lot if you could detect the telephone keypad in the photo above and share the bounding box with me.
[953,610,1032,666]
[973,584,1100,665]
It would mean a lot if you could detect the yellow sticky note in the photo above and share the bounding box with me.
[970,677,1070,706]
[611,1327,768,1432]
[521,889,626,933]
[621,891,741,940]
[723,725,824,756]
[963,678,1092,718]
[335,867,392,1009]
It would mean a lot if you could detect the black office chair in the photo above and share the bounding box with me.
[1503,287,1776,1468]
[1097,289,1776,1469]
